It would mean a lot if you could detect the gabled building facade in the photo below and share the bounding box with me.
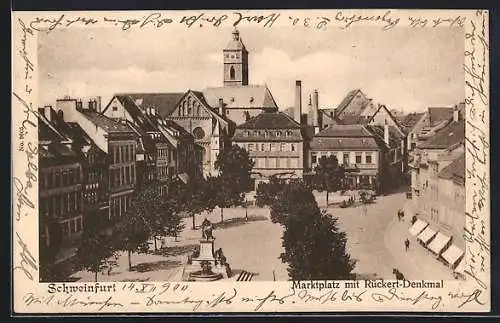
[38,111,84,275]
[232,110,306,186]
[54,98,138,224]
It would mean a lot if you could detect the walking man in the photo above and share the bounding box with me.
[404,238,410,252]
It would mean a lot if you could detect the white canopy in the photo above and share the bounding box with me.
[417,226,437,244]
[428,232,451,254]
[441,244,464,267]
[409,219,428,236]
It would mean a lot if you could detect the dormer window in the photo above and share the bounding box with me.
[276,131,281,137]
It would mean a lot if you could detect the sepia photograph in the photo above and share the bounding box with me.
[36,21,467,284]
[12,9,490,313]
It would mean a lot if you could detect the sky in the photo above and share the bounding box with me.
[38,24,465,113]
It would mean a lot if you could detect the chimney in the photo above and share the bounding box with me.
[294,80,302,124]
[318,111,323,129]
[96,96,102,113]
[384,119,389,146]
[218,98,226,116]
[453,105,459,122]
[312,89,319,127]
[88,99,95,111]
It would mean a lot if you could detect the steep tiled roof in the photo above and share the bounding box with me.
[428,107,453,127]
[311,137,379,150]
[400,112,426,133]
[117,93,185,118]
[418,120,465,149]
[81,110,133,133]
[438,153,465,181]
[237,111,301,130]
[316,124,373,137]
[311,124,379,150]
[203,85,278,110]
[38,114,69,143]
[114,95,158,132]
[335,115,365,125]
[365,125,404,148]
[335,89,372,117]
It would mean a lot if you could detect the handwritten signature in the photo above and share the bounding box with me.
[448,289,485,308]
[371,288,442,309]
[14,232,37,280]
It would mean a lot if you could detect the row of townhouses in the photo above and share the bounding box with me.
[406,106,466,278]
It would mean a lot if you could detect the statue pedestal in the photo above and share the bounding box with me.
[192,239,216,264]
[182,239,230,281]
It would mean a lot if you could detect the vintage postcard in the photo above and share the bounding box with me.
[12,9,490,313]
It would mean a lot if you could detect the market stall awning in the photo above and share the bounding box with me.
[441,244,464,267]
[417,226,437,244]
[177,173,189,184]
[409,219,428,236]
[428,232,451,254]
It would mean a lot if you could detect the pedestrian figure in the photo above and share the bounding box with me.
[397,209,404,222]
[393,268,405,280]
[411,215,417,225]
[405,238,410,251]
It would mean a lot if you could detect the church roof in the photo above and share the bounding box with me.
[203,85,278,110]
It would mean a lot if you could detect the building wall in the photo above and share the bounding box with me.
[102,97,132,121]
[234,140,304,179]
[412,145,466,248]
[223,49,248,86]
[108,139,137,221]
[39,161,83,258]
[369,107,400,128]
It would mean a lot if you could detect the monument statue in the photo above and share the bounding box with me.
[201,218,215,240]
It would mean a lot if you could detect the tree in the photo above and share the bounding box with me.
[280,209,356,280]
[114,186,157,271]
[214,144,255,223]
[161,197,186,242]
[177,178,217,230]
[75,212,117,282]
[270,179,319,225]
[270,180,356,280]
[255,176,286,208]
[314,155,346,207]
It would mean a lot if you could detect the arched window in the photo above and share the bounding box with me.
[230,66,235,80]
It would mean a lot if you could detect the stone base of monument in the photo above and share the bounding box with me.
[182,239,229,282]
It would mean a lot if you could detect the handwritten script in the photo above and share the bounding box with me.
[22,10,469,33]
[463,9,489,294]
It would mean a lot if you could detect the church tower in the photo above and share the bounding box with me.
[223,29,249,87]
